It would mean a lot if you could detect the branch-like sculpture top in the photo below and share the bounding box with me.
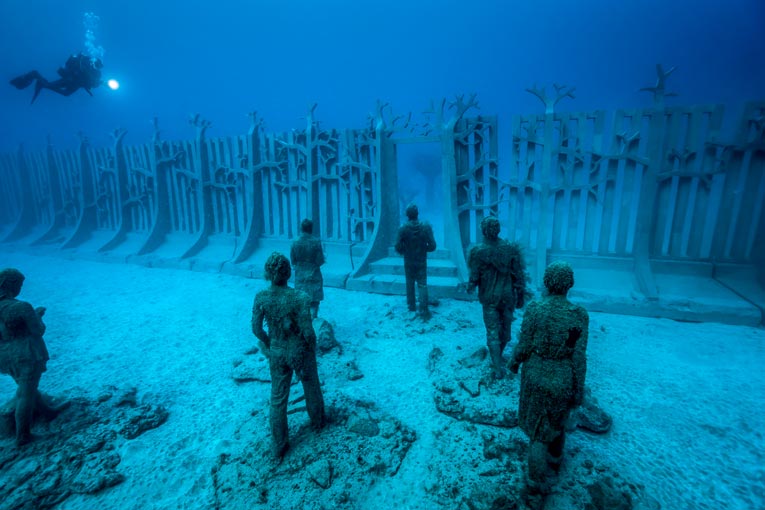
[368,100,412,137]
[749,114,765,145]
[304,103,319,127]
[640,64,678,108]
[423,93,480,132]
[525,84,576,115]
[151,117,162,144]
[369,99,391,132]
[449,93,480,129]
[110,127,128,145]
[188,113,212,137]
[248,111,265,133]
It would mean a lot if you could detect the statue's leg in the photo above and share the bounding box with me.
[417,266,430,319]
[404,265,416,311]
[13,364,42,446]
[482,305,504,378]
[547,430,566,473]
[268,356,292,458]
[526,439,548,487]
[299,353,326,431]
[499,304,514,354]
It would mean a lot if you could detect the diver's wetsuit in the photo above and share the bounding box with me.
[10,53,103,103]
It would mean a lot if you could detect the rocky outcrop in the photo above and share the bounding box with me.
[0,387,168,510]
[212,394,416,510]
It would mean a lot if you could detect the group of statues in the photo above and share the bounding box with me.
[0,207,589,506]
[393,208,590,501]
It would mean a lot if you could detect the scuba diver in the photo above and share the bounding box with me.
[10,53,103,104]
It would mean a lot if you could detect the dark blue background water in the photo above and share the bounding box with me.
[1,0,764,151]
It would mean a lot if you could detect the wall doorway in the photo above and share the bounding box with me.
[395,141,444,246]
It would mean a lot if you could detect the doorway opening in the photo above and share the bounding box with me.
[395,142,444,247]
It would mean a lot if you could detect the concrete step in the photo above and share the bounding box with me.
[566,267,762,326]
[370,257,459,277]
[346,273,476,301]
[387,247,453,260]
[351,243,368,258]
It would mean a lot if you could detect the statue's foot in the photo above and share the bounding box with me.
[37,406,60,422]
[272,441,290,461]
[16,431,35,447]
[36,395,70,422]
[518,483,546,510]
[311,412,327,432]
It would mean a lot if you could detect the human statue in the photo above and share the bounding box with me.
[466,216,529,379]
[0,268,59,446]
[290,218,326,319]
[509,261,589,503]
[10,53,103,103]
[251,252,326,459]
[394,203,436,320]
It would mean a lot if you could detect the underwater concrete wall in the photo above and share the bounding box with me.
[1,96,763,325]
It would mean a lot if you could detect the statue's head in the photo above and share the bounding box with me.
[480,216,501,241]
[0,268,24,299]
[543,261,574,296]
[264,252,291,286]
[405,203,419,220]
[301,218,314,234]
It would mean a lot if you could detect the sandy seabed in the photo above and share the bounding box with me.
[0,252,763,510]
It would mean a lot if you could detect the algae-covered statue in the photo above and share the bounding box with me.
[467,216,529,379]
[394,203,437,320]
[0,268,59,446]
[509,261,589,502]
[251,253,326,459]
[290,218,326,319]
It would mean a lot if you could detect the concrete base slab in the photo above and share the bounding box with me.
[569,268,762,326]
[370,257,458,277]
[347,273,475,301]
[1,244,761,326]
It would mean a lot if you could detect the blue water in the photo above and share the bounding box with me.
[1,0,764,151]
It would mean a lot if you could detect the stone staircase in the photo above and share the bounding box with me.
[347,247,473,300]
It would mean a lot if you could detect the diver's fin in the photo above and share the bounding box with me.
[31,80,45,104]
[10,72,37,90]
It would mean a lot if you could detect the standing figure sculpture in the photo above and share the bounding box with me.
[290,219,326,319]
[509,261,589,504]
[0,268,58,446]
[394,204,436,320]
[251,253,326,459]
[467,216,529,379]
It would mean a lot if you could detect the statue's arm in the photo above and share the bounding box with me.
[426,224,437,252]
[394,227,404,254]
[298,296,317,349]
[509,303,537,372]
[251,298,270,353]
[21,302,46,337]
[466,248,479,293]
[316,242,325,266]
[572,310,589,406]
